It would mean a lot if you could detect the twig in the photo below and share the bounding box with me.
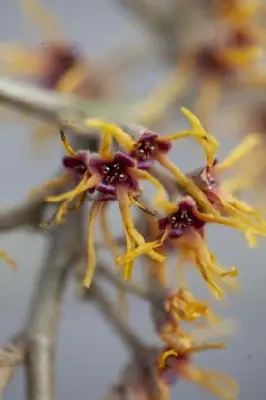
[0,78,132,125]
[85,281,162,399]
[0,332,25,367]
[24,202,84,400]
[0,333,26,393]
[0,173,65,232]
[97,263,152,301]
[87,281,147,354]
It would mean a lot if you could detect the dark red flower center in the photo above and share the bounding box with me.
[169,208,194,230]
[158,200,206,239]
[101,162,129,185]
[132,138,159,161]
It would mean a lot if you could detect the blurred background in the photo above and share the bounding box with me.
[1,0,266,399]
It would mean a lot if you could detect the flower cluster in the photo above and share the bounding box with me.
[34,108,266,399]
[39,108,266,295]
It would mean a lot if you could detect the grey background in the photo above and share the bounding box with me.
[0,1,266,399]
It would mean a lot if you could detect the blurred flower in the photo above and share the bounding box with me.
[0,0,110,153]
[193,134,266,246]
[0,0,95,95]
[164,288,219,323]
[221,104,266,206]
[156,339,238,400]
[216,0,263,25]
[135,4,265,127]
[154,288,220,352]
[192,21,264,120]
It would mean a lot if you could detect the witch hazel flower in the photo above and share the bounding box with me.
[43,130,167,289]
[155,312,238,399]
[192,133,266,246]
[156,340,238,400]
[154,288,221,358]
[164,288,220,324]
[118,196,238,299]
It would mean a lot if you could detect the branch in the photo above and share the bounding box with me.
[83,281,162,399]
[0,174,64,232]
[96,263,152,301]
[84,281,147,355]
[0,78,131,124]
[24,202,84,400]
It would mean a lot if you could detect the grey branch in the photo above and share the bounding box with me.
[25,206,84,400]
[96,263,152,301]
[0,78,133,125]
[87,282,162,399]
